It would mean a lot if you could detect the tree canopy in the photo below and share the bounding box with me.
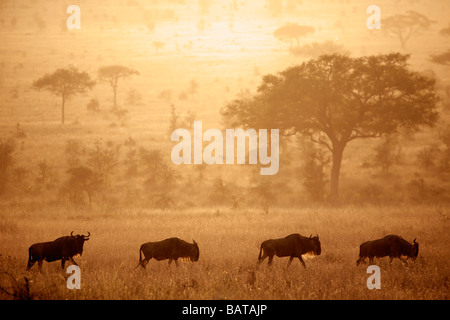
[383,11,436,48]
[98,65,139,109]
[274,23,315,48]
[430,50,450,67]
[33,67,95,124]
[222,53,438,201]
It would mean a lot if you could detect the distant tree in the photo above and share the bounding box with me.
[430,50,450,67]
[250,180,276,214]
[65,139,85,167]
[439,23,450,36]
[209,177,231,205]
[15,123,26,139]
[124,138,138,177]
[181,109,197,130]
[140,148,176,193]
[383,11,436,49]
[153,193,174,210]
[98,65,139,109]
[36,159,52,186]
[33,67,95,124]
[86,98,100,112]
[61,166,102,205]
[230,194,241,211]
[158,89,172,101]
[417,144,441,171]
[299,140,329,202]
[418,126,450,178]
[168,104,179,137]
[274,23,315,48]
[87,140,121,188]
[438,127,450,176]
[188,79,199,99]
[126,88,142,105]
[373,133,403,175]
[0,138,15,195]
[178,91,188,100]
[222,53,438,201]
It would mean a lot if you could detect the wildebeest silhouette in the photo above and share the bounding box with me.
[136,237,199,269]
[27,231,90,271]
[258,233,321,267]
[356,235,419,265]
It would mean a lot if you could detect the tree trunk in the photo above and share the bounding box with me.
[329,142,345,202]
[61,96,65,124]
[112,85,118,109]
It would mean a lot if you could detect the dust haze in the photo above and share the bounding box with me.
[0,0,449,300]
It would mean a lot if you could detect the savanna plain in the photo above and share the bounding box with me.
[0,204,448,300]
[1,0,450,301]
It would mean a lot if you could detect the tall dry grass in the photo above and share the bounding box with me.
[0,204,448,300]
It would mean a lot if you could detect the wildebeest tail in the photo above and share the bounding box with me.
[258,243,263,261]
[135,245,144,268]
[26,246,34,270]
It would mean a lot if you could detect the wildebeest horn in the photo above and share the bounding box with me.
[316,234,319,239]
[309,234,312,239]
[413,238,417,244]
[193,239,197,245]
[71,231,74,236]
[84,231,90,238]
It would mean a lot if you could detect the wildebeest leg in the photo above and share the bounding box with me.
[69,257,78,267]
[287,256,294,267]
[267,255,273,266]
[258,251,268,264]
[356,257,365,266]
[297,256,306,268]
[141,259,149,269]
[175,259,179,267]
[38,260,43,272]
[168,259,172,265]
[26,259,35,270]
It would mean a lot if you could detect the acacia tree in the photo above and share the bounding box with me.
[439,23,450,37]
[0,138,15,195]
[33,67,95,124]
[383,11,436,49]
[430,50,450,67]
[98,65,139,109]
[222,53,438,201]
[274,23,315,49]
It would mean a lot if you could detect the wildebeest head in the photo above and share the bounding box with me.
[309,234,321,256]
[70,231,90,256]
[190,240,199,262]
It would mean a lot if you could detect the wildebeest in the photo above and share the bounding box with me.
[137,237,199,269]
[356,235,419,265]
[26,231,90,271]
[258,233,321,268]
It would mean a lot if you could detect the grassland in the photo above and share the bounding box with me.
[0,203,448,300]
[1,0,450,301]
